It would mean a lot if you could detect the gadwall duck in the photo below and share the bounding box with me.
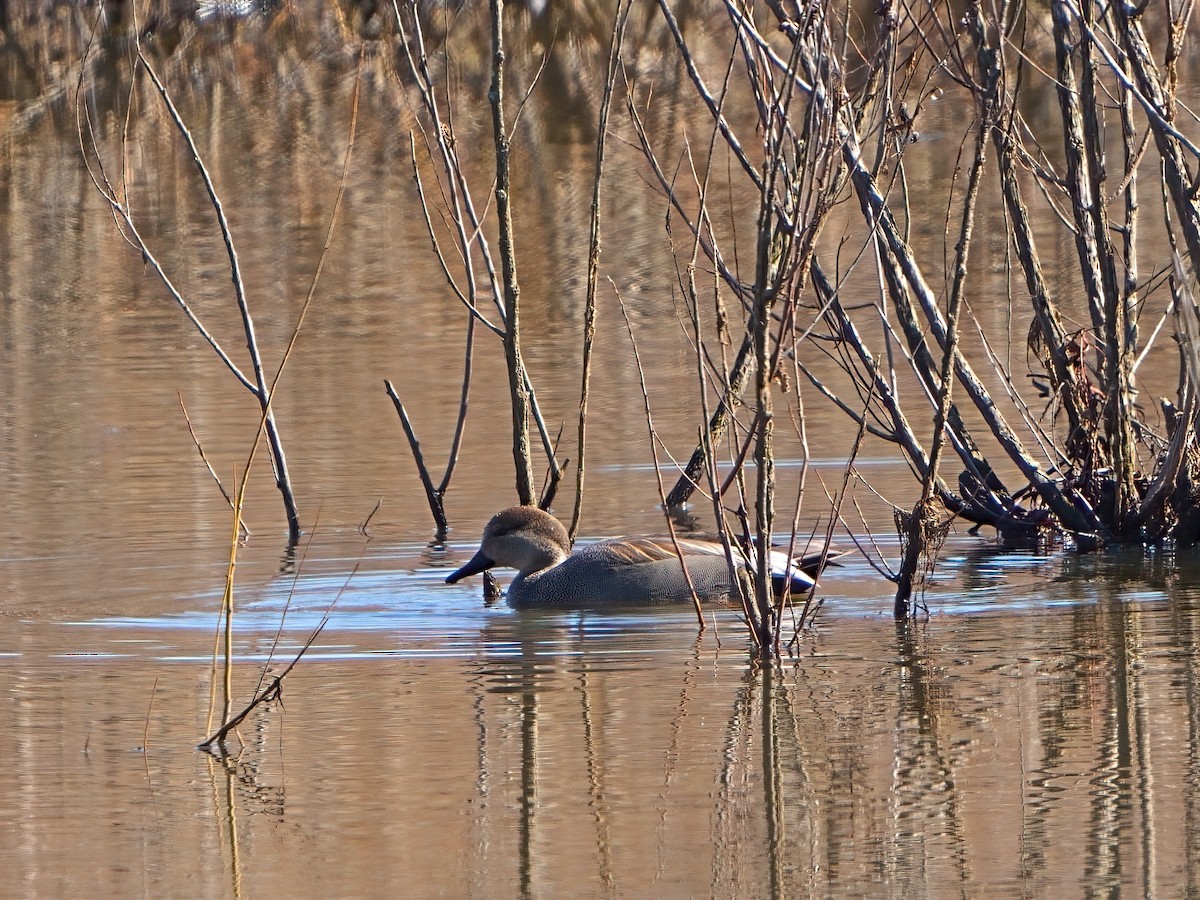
[445,506,844,608]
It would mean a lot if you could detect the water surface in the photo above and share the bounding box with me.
[2,5,1199,897]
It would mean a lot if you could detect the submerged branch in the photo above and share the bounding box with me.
[385,380,450,542]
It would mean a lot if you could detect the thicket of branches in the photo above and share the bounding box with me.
[388,0,1200,633]
[403,0,1200,628]
[16,0,1198,654]
[700,0,1200,617]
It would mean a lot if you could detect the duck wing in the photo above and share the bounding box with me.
[589,535,735,564]
[564,537,739,605]
[594,536,846,594]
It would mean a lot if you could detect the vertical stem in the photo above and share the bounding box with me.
[1079,4,1137,530]
[895,101,989,617]
[489,0,535,505]
[750,203,778,645]
[1118,58,1140,358]
[437,313,476,498]
[223,580,234,726]
[1052,0,1138,530]
[572,0,631,540]
[1050,1,1109,347]
[967,6,1086,453]
[752,284,774,645]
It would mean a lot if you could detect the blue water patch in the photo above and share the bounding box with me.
[57,535,1200,661]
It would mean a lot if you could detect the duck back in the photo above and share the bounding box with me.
[507,539,739,607]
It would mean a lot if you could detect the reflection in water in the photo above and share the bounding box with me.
[576,654,617,893]
[346,590,1190,897]
[892,619,968,892]
[210,752,246,900]
[0,559,1198,894]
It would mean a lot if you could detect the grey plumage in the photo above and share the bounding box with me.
[446,507,845,608]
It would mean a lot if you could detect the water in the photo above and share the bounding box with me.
[3,530,1196,896]
[3,4,1200,897]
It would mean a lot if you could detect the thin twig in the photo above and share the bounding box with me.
[203,52,364,740]
[571,0,632,542]
[178,392,250,540]
[614,281,706,631]
[385,379,450,541]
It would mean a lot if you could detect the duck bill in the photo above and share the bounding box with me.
[446,549,497,584]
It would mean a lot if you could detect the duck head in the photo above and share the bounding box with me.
[446,506,572,582]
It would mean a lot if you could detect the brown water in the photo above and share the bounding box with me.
[3,5,1200,897]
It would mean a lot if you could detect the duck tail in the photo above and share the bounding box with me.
[770,569,816,595]
[769,547,851,594]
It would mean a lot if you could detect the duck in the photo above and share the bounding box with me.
[445,506,845,608]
